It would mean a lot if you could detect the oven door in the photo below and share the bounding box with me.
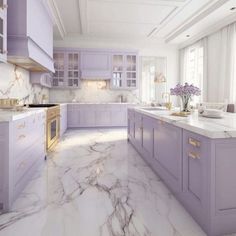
[47,116,59,149]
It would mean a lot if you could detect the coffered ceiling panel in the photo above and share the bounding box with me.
[88,0,176,37]
[51,0,235,45]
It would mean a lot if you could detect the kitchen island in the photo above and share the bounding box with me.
[128,107,236,236]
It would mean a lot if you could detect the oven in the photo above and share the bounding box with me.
[46,105,60,150]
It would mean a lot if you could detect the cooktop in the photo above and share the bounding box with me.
[27,104,58,108]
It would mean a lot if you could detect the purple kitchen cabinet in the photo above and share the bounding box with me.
[182,130,210,233]
[80,50,111,79]
[60,104,68,136]
[0,111,46,211]
[153,119,182,195]
[134,111,143,150]
[128,109,135,142]
[53,49,81,88]
[68,104,133,128]
[128,109,236,236]
[142,115,154,159]
[111,52,138,90]
[7,0,54,71]
[0,0,7,63]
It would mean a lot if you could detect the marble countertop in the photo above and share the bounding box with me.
[0,108,45,122]
[65,102,137,105]
[134,107,236,139]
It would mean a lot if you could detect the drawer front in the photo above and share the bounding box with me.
[13,112,45,156]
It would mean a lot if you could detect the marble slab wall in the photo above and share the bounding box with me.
[0,63,49,104]
[49,80,140,103]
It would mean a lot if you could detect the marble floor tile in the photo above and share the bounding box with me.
[0,128,234,236]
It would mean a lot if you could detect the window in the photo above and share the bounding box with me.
[181,42,204,104]
[141,57,167,103]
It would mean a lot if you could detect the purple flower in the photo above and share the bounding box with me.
[170,83,201,97]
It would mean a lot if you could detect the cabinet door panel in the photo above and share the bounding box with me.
[142,116,153,158]
[111,110,127,126]
[80,110,96,127]
[95,111,111,126]
[134,112,142,147]
[154,120,182,193]
[67,110,80,127]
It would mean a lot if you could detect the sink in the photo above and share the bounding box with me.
[141,107,167,111]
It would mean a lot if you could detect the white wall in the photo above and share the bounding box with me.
[50,37,179,103]
[0,63,49,104]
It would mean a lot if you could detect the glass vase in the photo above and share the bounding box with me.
[181,96,191,112]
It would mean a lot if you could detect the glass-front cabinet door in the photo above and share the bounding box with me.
[0,0,7,62]
[125,55,137,89]
[52,52,65,87]
[67,52,80,88]
[111,54,124,89]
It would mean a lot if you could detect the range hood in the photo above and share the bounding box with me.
[7,36,55,72]
[7,0,55,72]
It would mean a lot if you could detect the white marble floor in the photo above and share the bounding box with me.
[0,128,231,236]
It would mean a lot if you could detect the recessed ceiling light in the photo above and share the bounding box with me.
[230,7,236,11]
[186,35,190,38]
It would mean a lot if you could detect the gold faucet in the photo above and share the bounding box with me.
[162,92,172,110]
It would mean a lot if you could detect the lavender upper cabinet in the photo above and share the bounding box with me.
[0,0,7,62]
[7,0,54,71]
[153,120,182,194]
[111,52,138,90]
[52,50,81,88]
[80,51,111,79]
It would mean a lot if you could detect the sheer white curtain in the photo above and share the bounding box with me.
[214,22,236,104]
[179,38,207,104]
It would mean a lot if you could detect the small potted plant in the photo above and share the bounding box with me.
[170,83,201,112]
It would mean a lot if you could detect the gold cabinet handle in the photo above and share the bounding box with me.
[188,138,200,147]
[18,135,26,140]
[188,151,200,159]
[18,122,26,129]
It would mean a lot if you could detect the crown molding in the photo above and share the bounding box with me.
[178,12,236,49]
[165,0,230,43]
[47,0,67,39]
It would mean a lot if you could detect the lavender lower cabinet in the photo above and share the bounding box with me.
[182,130,210,233]
[127,109,135,142]
[134,112,142,149]
[142,116,154,159]
[60,104,68,136]
[0,111,46,211]
[153,120,182,194]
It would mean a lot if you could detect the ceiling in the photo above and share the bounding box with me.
[48,0,236,45]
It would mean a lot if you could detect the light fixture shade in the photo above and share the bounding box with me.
[154,72,166,83]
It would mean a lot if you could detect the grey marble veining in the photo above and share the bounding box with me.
[1,129,234,236]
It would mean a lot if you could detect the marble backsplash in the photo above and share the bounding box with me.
[49,80,140,103]
[0,63,49,104]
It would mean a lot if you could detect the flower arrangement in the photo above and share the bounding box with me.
[170,83,201,112]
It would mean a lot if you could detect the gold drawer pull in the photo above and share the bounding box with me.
[188,138,200,147]
[18,122,26,129]
[188,151,200,159]
[18,135,26,140]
